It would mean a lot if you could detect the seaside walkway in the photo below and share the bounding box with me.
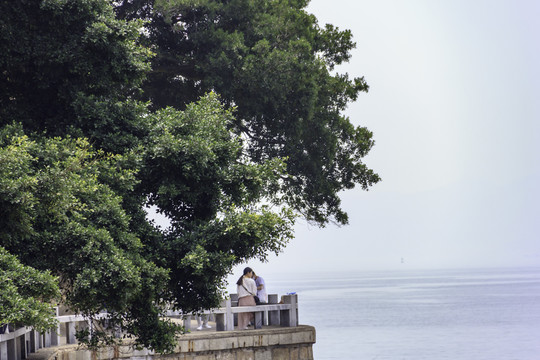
[0,294,314,360]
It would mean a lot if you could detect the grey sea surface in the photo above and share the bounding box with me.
[266,267,540,360]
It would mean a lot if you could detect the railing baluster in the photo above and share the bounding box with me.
[0,338,7,360]
[225,299,234,331]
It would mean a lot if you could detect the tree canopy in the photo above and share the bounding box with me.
[0,0,378,353]
[116,0,381,225]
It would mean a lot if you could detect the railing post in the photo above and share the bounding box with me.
[267,294,280,326]
[291,294,298,326]
[215,314,224,331]
[36,328,40,349]
[1,326,9,360]
[280,295,297,327]
[14,337,20,360]
[67,321,76,344]
[1,338,7,360]
[230,294,238,327]
[29,330,38,352]
[225,299,234,331]
[215,300,227,331]
[230,294,238,306]
[23,331,29,359]
[20,331,27,360]
[183,315,192,332]
[254,311,263,329]
[43,330,51,348]
[7,337,16,360]
[50,307,59,346]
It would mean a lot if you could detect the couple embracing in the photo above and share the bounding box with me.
[236,267,267,330]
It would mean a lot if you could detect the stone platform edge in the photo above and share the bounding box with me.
[32,325,316,360]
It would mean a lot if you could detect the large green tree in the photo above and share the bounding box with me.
[0,0,294,352]
[0,0,378,353]
[115,0,380,225]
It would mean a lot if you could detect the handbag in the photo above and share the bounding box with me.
[242,283,261,305]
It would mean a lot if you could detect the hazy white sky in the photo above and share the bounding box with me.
[232,0,540,276]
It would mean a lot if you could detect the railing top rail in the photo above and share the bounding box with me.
[0,326,32,342]
[166,293,297,316]
[166,302,295,317]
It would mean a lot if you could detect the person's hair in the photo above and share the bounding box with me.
[236,267,253,285]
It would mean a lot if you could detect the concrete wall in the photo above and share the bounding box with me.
[44,326,316,360]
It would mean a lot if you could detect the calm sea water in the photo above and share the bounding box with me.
[265,267,540,360]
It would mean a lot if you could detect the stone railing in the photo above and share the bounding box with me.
[0,294,299,360]
[171,294,298,332]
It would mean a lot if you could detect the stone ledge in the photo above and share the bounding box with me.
[173,326,315,354]
[34,326,315,360]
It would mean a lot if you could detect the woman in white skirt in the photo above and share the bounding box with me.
[236,267,257,330]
